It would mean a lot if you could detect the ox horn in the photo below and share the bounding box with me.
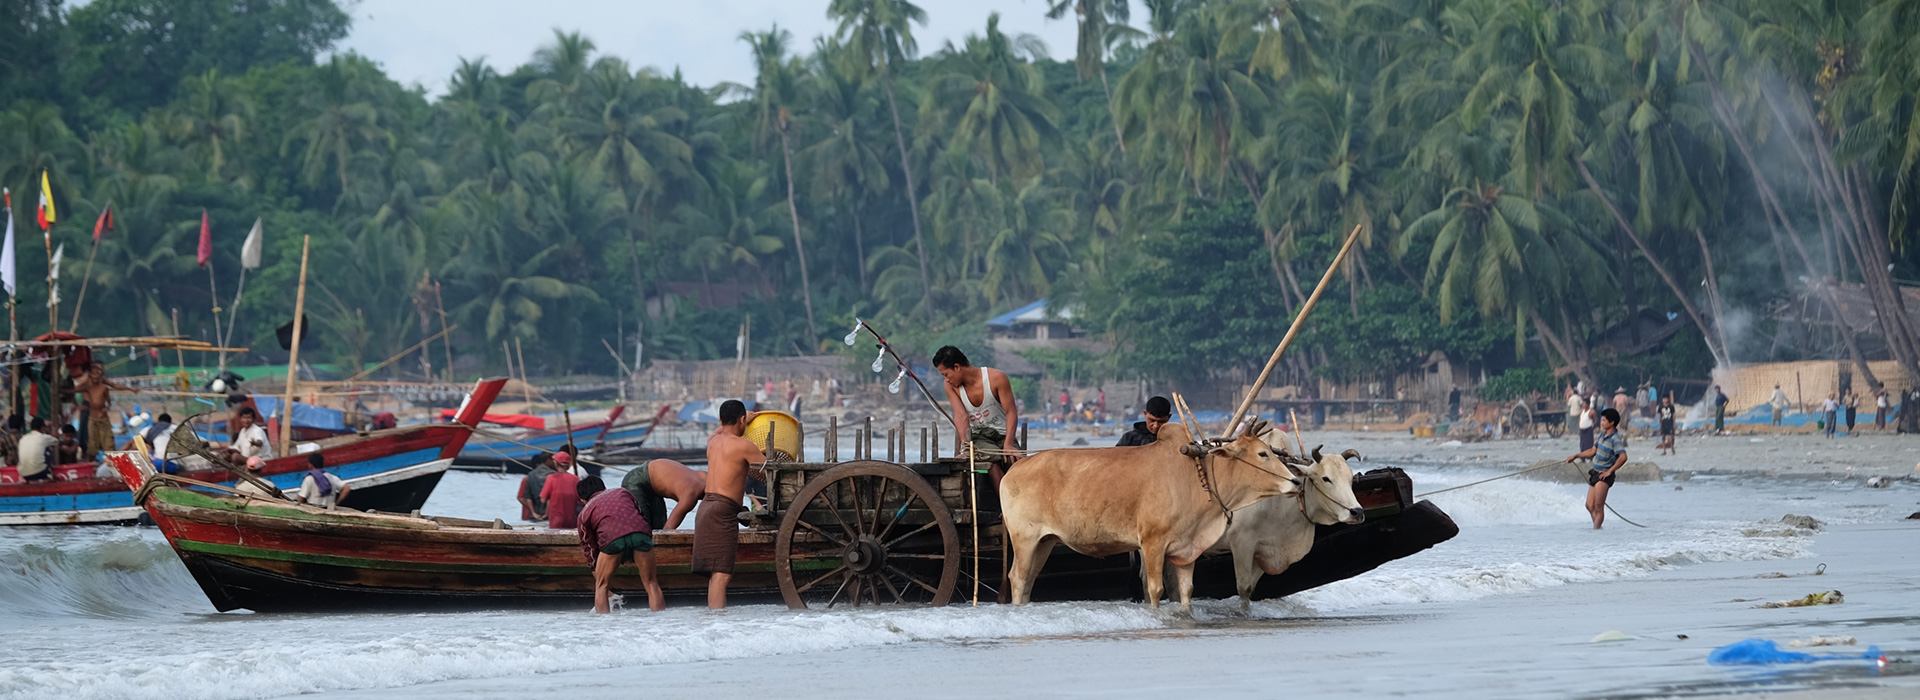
[1310,444,1323,462]
[1341,448,1361,461]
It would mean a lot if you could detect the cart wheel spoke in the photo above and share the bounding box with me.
[795,563,850,595]
[885,552,946,560]
[878,571,907,604]
[874,490,921,543]
[886,564,942,596]
[811,491,858,542]
[882,520,940,549]
[825,573,853,608]
[795,518,849,548]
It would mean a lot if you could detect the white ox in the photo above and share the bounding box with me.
[1212,439,1366,609]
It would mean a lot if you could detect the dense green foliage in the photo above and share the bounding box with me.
[1479,367,1556,404]
[6,0,1920,389]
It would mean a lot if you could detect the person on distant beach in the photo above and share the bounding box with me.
[1118,396,1172,447]
[621,458,706,530]
[1657,395,1677,455]
[541,451,583,528]
[1635,383,1651,419]
[935,346,1023,487]
[1577,397,1597,454]
[1611,388,1629,426]
[293,453,350,509]
[1767,385,1787,426]
[76,362,136,458]
[1565,407,1626,529]
[16,418,57,482]
[1712,385,1729,433]
[1844,391,1860,434]
[1875,389,1889,431]
[575,476,662,613]
[697,399,764,609]
[1822,393,1839,439]
[518,452,556,522]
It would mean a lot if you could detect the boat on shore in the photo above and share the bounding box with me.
[0,378,506,526]
[450,405,627,471]
[107,442,1455,611]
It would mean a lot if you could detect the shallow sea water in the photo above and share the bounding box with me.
[2,462,1916,699]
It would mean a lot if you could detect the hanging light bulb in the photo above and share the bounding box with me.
[844,318,863,346]
[889,368,906,394]
[872,347,887,373]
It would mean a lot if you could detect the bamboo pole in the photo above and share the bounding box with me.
[344,324,459,383]
[500,340,514,399]
[1221,224,1365,439]
[68,234,100,332]
[277,236,311,457]
[171,309,185,371]
[514,337,532,406]
[434,281,453,382]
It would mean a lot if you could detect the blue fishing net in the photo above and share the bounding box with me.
[1708,639,1883,665]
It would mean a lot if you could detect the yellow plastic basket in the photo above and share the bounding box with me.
[745,411,804,460]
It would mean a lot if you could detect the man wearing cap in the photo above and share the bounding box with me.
[621,458,707,530]
[1118,396,1173,447]
[540,451,584,529]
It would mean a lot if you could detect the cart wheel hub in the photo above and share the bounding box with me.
[844,536,888,574]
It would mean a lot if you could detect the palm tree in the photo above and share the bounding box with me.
[284,56,395,201]
[829,0,936,314]
[168,69,254,184]
[921,13,1059,184]
[803,42,891,293]
[1044,0,1141,154]
[740,26,820,343]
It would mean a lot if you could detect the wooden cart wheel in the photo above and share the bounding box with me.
[775,460,960,610]
[1509,402,1534,437]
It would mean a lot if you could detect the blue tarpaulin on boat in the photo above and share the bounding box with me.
[250,396,348,431]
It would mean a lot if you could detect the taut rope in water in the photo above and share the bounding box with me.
[1414,461,1650,529]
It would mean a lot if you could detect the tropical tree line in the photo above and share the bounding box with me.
[5,0,1920,392]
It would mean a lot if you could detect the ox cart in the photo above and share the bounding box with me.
[106,415,1457,613]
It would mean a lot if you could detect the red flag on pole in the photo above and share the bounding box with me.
[93,203,115,242]
[197,210,212,267]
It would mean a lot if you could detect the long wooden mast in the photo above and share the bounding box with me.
[278,235,310,457]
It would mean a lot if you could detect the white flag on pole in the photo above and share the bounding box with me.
[47,242,63,308]
[1,199,15,297]
[240,217,263,269]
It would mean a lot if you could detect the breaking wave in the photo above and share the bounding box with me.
[0,531,209,621]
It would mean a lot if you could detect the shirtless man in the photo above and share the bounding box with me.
[933,346,1021,488]
[76,362,136,459]
[621,458,708,530]
[695,399,764,609]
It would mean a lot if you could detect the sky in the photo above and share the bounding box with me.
[333,0,1144,96]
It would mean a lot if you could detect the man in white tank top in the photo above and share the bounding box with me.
[933,345,1023,487]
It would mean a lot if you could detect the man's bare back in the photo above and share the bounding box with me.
[705,426,764,501]
[645,459,708,529]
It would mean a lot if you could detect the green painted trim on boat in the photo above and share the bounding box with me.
[174,539,840,576]
[157,488,438,529]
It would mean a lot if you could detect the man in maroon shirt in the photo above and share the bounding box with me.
[575,476,663,613]
[540,452,583,529]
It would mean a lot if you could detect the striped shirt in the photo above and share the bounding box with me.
[1592,429,1626,469]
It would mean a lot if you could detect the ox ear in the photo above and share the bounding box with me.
[1341,448,1362,461]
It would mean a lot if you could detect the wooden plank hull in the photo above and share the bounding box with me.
[119,454,1456,612]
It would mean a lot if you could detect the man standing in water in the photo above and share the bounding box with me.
[575,476,663,613]
[934,346,1022,488]
[696,400,763,609]
[1117,396,1172,447]
[1565,407,1627,529]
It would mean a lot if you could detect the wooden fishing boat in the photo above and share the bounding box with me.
[450,405,627,471]
[109,440,1456,612]
[0,379,506,526]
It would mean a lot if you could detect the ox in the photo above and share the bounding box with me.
[1211,442,1366,610]
[1002,421,1301,609]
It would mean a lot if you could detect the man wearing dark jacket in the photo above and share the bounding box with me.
[1118,396,1173,447]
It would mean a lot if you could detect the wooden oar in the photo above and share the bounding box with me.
[1221,224,1365,439]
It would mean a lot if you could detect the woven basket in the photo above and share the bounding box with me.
[745,411,803,460]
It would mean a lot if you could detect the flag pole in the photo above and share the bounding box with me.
[278,235,311,457]
[208,262,226,372]
[67,237,98,333]
[45,225,56,336]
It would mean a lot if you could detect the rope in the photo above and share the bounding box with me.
[1413,460,1650,529]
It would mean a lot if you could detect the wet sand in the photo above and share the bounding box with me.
[1303,428,1920,480]
[312,520,1920,699]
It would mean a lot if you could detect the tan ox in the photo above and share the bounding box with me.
[1002,422,1302,609]
[1213,442,1366,610]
